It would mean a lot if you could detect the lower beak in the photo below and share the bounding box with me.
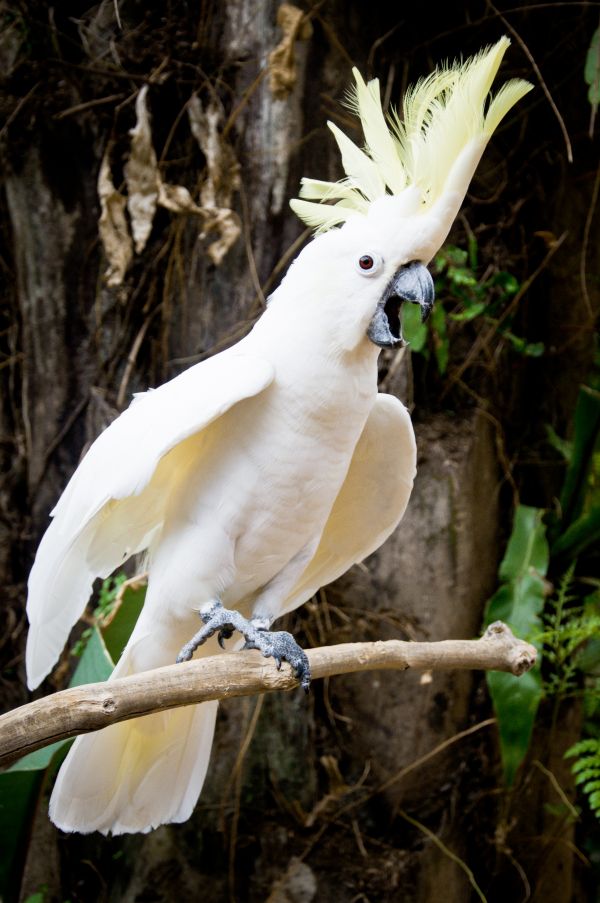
[367,261,435,348]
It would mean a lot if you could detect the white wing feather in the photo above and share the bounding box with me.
[280,393,416,615]
[26,350,274,689]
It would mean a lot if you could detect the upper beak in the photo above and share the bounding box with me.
[367,261,435,348]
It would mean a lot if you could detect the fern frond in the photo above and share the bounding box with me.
[574,766,600,784]
[570,737,600,760]
[567,738,600,820]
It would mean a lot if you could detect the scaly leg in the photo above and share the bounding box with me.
[176,599,311,691]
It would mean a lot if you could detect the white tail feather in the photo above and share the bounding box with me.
[50,620,219,835]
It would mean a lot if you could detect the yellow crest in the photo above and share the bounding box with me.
[291,38,532,233]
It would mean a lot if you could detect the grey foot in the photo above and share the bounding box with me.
[176,600,311,692]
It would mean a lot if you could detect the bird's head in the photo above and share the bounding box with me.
[285,37,532,353]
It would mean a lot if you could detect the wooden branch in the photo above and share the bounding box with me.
[0,621,535,768]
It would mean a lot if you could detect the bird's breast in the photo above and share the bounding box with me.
[158,348,379,606]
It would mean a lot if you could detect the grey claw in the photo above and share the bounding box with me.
[218,626,235,649]
[176,602,311,691]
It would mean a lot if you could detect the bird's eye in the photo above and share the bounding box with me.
[355,252,382,276]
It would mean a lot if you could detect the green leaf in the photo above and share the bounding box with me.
[502,331,544,358]
[559,386,600,530]
[403,302,428,352]
[545,424,572,462]
[582,779,600,794]
[0,771,42,901]
[497,506,549,584]
[435,245,467,270]
[575,767,600,784]
[491,271,519,296]
[484,506,549,784]
[487,668,542,785]
[449,301,486,322]
[523,342,545,358]
[69,625,114,687]
[101,581,146,663]
[552,506,600,560]
[567,738,600,758]
[447,265,477,287]
[7,741,68,773]
[585,27,600,105]
[577,636,600,673]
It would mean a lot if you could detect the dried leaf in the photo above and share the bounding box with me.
[99,86,241,280]
[97,147,133,287]
[187,96,240,207]
[187,95,241,264]
[157,182,204,214]
[268,3,312,100]
[157,184,240,265]
[200,208,241,266]
[75,0,118,61]
[124,85,160,254]
[302,755,352,828]
[265,858,317,903]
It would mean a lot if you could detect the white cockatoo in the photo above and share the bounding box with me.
[25,38,531,834]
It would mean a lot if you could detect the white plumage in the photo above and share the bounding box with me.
[26,39,531,834]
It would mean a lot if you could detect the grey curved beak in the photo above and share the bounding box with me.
[367,261,435,348]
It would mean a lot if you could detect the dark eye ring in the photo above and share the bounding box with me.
[355,252,382,276]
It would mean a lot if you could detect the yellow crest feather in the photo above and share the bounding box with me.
[291,37,532,232]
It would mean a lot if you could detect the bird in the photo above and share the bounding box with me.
[25,38,531,834]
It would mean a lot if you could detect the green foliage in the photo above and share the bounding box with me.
[102,579,146,663]
[71,572,127,657]
[484,506,549,784]
[552,386,600,561]
[540,569,600,700]
[0,771,42,902]
[23,893,47,903]
[403,243,543,373]
[542,576,600,824]
[0,628,114,902]
[585,27,600,108]
[0,576,145,903]
[567,739,600,817]
[485,384,600,816]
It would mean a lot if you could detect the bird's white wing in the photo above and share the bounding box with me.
[280,393,416,615]
[26,351,275,689]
